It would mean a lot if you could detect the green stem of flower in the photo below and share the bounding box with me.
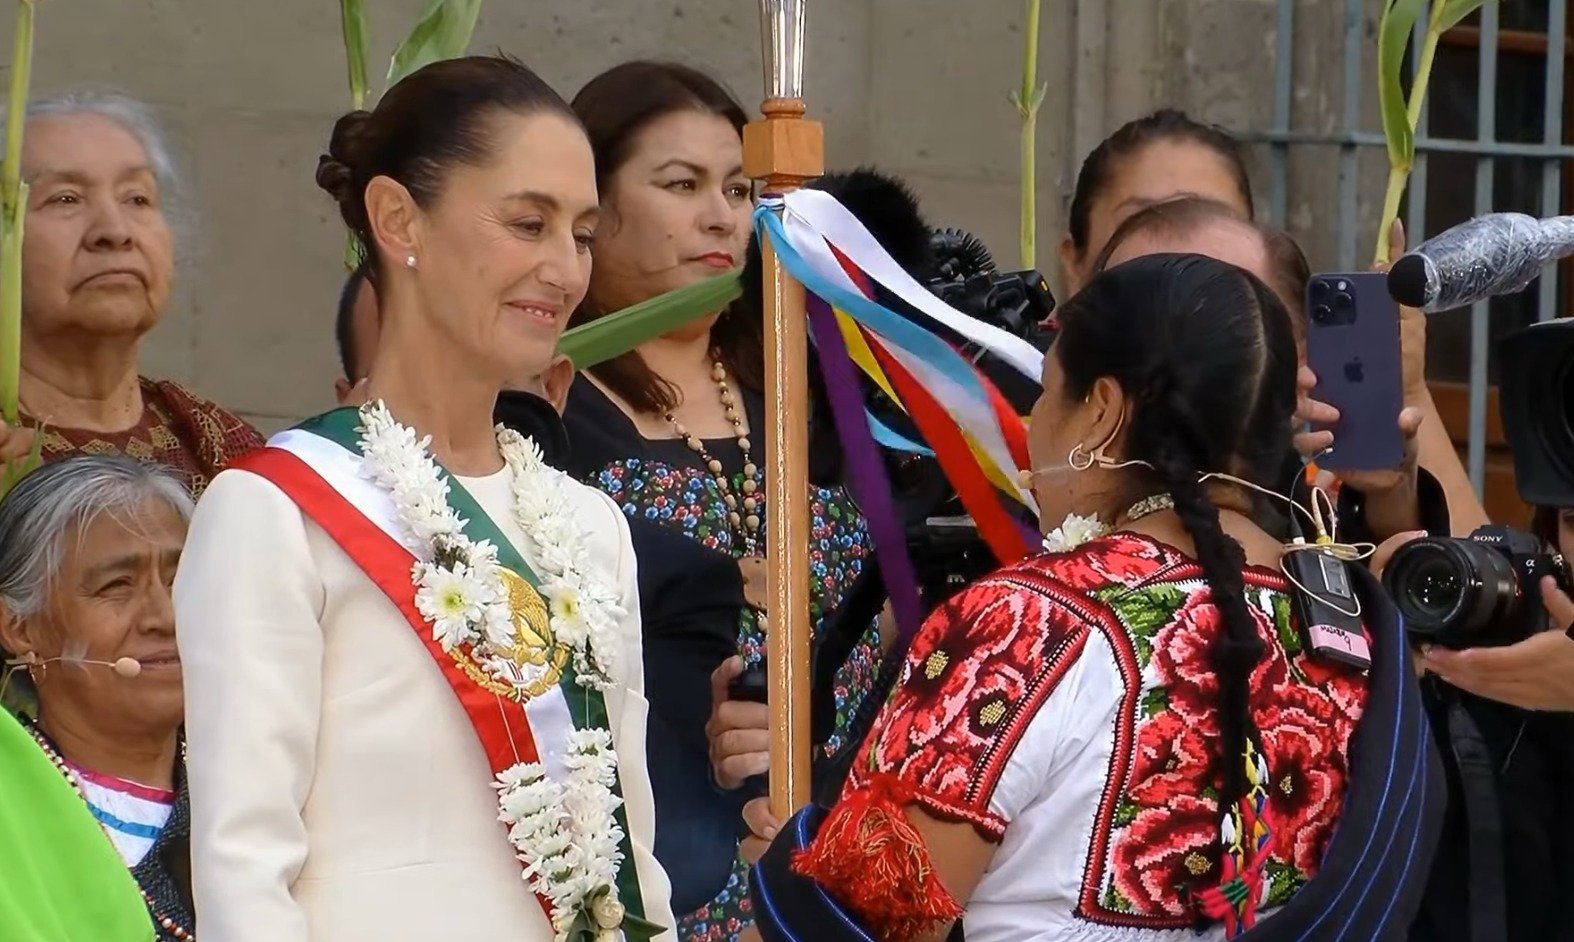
[1017,0,1042,271]
[0,0,35,426]
[1373,14,1444,267]
[340,0,370,111]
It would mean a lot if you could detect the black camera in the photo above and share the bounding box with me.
[1308,277,1357,326]
[925,228,1056,350]
[1382,525,1570,649]
[1499,319,1574,507]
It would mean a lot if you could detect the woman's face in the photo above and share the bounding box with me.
[20,114,174,342]
[410,111,599,383]
[1061,138,1251,296]
[2,497,186,736]
[586,109,751,336]
[1557,508,1574,560]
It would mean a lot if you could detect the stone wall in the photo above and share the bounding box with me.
[0,0,1390,432]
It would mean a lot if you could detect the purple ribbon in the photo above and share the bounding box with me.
[805,294,925,645]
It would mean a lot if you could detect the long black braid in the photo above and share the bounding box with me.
[1153,443,1264,814]
[1053,252,1299,899]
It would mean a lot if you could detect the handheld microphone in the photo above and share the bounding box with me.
[1387,212,1574,313]
[4,651,143,678]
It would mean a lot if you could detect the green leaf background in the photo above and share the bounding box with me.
[386,0,484,89]
[1377,0,1424,169]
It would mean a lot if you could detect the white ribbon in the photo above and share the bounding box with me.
[265,429,577,787]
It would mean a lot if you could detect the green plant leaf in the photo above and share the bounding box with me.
[1,1,35,427]
[557,272,742,370]
[1436,0,1489,33]
[1377,0,1425,169]
[339,0,370,110]
[386,0,484,89]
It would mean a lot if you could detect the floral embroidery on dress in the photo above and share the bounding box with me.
[815,532,1368,936]
[1081,539,1367,927]
[848,567,1093,837]
[588,455,881,942]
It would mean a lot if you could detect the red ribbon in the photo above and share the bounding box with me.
[863,337,1033,563]
[235,447,553,919]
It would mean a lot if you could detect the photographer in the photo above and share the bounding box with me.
[1419,514,1574,711]
[1378,315,1574,942]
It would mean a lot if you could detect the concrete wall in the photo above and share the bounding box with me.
[0,0,1386,432]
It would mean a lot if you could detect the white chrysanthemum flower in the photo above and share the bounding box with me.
[415,564,488,650]
[480,599,516,650]
[544,580,590,643]
[1041,512,1110,553]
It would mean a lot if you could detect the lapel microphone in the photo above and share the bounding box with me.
[5,650,143,678]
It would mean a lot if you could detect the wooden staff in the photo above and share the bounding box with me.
[743,0,822,819]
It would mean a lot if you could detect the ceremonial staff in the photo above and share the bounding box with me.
[744,0,822,818]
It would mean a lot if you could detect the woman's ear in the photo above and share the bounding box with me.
[1058,235,1084,298]
[1084,376,1129,458]
[364,175,422,270]
[0,608,36,666]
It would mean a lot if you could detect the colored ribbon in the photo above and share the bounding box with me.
[805,294,925,642]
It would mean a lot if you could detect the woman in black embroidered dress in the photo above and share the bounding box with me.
[560,61,884,940]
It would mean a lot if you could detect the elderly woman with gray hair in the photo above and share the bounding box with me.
[0,455,195,941]
[2,91,261,495]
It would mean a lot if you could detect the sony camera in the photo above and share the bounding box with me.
[1382,525,1570,649]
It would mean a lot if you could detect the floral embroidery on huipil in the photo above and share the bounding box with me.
[804,532,1368,937]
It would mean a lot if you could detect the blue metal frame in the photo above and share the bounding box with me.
[1250,0,1571,496]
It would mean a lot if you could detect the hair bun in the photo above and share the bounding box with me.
[314,154,355,204]
[316,110,373,203]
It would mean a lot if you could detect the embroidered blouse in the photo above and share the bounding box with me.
[24,377,264,497]
[801,532,1370,941]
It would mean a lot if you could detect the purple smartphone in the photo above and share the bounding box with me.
[1304,271,1404,472]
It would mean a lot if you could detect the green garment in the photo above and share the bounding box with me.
[0,709,154,941]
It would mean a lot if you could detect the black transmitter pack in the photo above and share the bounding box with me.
[1284,548,1371,671]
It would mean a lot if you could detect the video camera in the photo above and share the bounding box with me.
[1380,318,1574,648]
[877,225,1055,611]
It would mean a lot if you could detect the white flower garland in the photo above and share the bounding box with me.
[356,401,628,938]
[1040,511,1110,553]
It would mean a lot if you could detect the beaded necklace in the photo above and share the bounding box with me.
[24,723,193,941]
[665,355,761,554]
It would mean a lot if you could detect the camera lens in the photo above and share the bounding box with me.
[1406,557,1464,620]
[1312,304,1333,324]
[1383,538,1520,645]
[1310,280,1331,304]
[1332,291,1355,312]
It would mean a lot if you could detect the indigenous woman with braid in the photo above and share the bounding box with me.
[749,254,1444,941]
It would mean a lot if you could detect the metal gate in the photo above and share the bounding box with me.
[1240,0,1570,494]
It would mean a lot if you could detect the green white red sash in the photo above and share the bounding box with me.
[232,408,652,936]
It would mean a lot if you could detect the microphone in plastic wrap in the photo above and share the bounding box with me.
[1387,212,1574,313]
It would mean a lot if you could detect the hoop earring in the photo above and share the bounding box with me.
[23,651,43,685]
[1068,443,1096,471]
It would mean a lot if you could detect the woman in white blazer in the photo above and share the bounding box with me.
[174,56,674,942]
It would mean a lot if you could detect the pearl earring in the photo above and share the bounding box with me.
[405,255,417,269]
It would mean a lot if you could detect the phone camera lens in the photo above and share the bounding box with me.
[1310,281,1332,303]
[1332,291,1355,312]
[1312,303,1333,324]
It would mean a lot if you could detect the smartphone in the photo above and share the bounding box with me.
[1304,272,1404,472]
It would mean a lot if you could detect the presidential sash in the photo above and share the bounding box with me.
[233,408,652,937]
